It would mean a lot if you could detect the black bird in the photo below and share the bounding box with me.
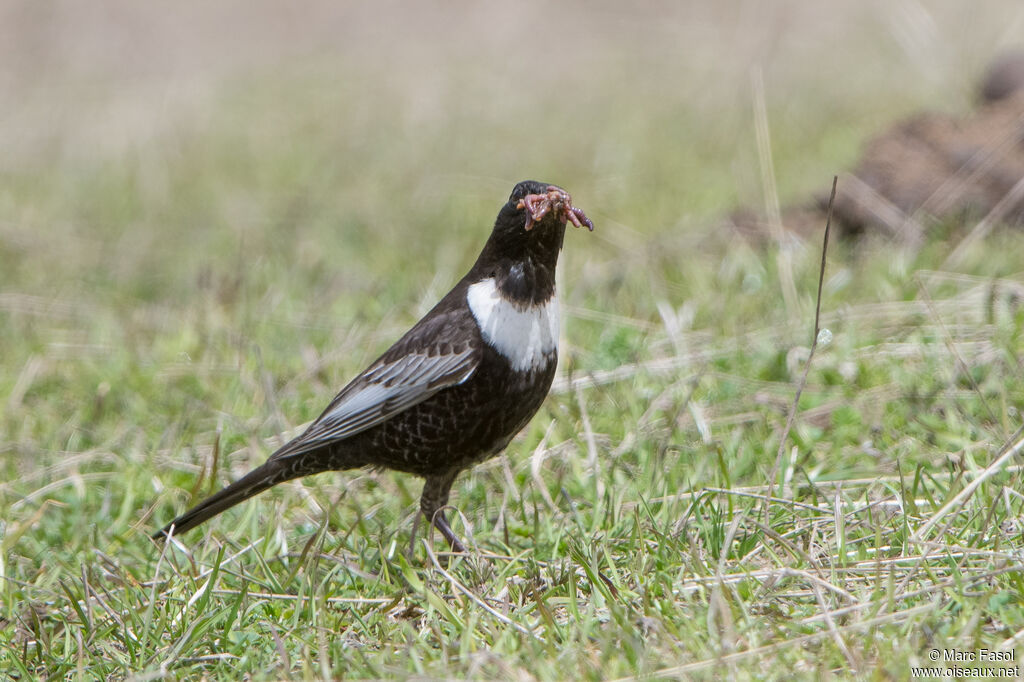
[153,181,593,552]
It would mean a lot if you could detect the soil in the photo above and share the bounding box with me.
[731,50,1024,244]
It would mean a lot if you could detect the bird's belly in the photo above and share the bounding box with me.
[354,350,557,476]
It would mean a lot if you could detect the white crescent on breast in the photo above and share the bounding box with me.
[466,278,558,372]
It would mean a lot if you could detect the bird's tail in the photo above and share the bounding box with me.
[152,459,297,540]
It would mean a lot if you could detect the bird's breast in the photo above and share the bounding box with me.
[466,277,558,373]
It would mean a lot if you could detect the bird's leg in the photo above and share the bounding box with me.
[420,470,466,553]
[406,513,422,559]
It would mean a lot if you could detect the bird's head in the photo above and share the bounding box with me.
[470,181,592,300]
[486,180,593,258]
[501,180,593,234]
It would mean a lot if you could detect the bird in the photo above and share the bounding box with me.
[152,181,593,552]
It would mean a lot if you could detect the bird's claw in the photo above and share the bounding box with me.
[516,186,594,232]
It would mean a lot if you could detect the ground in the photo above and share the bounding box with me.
[3,1,1024,679]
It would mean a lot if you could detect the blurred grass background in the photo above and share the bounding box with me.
[4,1,1024,679]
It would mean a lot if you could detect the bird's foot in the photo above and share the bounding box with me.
[433,510,468,554]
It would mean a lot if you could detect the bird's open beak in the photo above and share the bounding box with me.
[517,186,594,232]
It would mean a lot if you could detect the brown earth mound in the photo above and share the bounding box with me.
[732,50,1024,244]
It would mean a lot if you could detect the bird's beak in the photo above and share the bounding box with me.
[516,186,594,232]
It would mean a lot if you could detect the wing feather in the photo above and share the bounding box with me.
[272,345,477,459]
[266,283,482,461]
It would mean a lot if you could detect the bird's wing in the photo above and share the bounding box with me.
[271,303,480,459]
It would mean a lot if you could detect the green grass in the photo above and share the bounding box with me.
[5,4,1024,679]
